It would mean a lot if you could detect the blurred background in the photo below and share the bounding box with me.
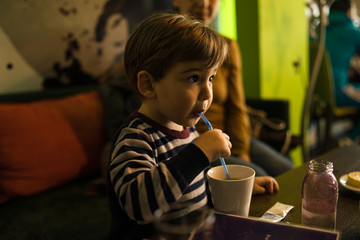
[1,0,360,165]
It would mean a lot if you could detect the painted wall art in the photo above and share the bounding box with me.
[0,0,172,94]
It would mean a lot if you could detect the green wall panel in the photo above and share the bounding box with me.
[236,0,260,98]
[218,0,237,40]
[259,0,308,137]
[236,0,309,166]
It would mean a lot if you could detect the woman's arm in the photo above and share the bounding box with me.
[224,38,252,160]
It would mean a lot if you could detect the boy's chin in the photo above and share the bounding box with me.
[175,116,201,128]
[185,119,200,128]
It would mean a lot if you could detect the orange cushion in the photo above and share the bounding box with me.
[0,90,106,204]
[52,91,106,175]
[0,101,87,204]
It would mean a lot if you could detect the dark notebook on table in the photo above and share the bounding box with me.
[192,212,340,240]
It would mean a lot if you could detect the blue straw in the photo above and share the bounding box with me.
[199,112,230,180]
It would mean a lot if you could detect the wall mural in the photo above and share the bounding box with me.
[0,0,172,94]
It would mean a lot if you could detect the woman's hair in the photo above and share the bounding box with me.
[330,0,352,13]
[124,12,228,98]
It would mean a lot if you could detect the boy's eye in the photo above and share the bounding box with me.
[209,75,215,82]
[188,75,199,82]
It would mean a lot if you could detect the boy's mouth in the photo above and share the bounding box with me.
[194,110,205,117]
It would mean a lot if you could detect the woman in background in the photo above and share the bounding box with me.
[174,0,294,176]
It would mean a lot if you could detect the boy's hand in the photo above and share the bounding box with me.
[194,129,232,162]
[253,176,279,195]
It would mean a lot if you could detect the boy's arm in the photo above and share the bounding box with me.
[109,128,209,224]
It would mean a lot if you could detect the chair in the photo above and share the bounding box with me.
[246,98,301,156]
[309,42,360,155]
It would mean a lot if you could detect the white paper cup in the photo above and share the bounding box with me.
[207,164,255,217]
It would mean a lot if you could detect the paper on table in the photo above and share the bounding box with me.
[260,202,294,222]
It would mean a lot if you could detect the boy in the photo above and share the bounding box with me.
[108,12,278,240]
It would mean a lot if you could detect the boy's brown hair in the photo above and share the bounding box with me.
[124,12,228,98]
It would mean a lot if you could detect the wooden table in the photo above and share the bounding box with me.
[249,144,360,240]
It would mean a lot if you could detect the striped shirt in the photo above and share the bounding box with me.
[108,111,210,239]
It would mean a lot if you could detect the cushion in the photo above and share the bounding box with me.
[51,91,106,175]
[0,101,87,204]
[0,90,106,204]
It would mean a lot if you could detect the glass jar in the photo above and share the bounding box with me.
[301,159,338,229]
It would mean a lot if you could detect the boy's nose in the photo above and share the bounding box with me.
[199,82,212,101]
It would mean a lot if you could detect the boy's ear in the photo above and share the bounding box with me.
[137,70,156,98]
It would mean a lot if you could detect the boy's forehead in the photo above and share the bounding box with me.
[174,60,219,71]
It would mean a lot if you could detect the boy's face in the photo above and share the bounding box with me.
[142,60,217,130]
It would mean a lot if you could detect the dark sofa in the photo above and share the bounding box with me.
[0,85,111,240]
